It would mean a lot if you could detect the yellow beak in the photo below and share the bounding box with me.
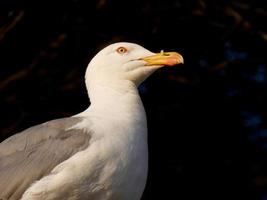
[141,51,184,66]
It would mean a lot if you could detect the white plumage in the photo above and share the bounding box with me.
[0,42,183,200]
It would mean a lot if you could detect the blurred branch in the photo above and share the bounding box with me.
[0,10,24,41]
[0,33,67,90]
[0,58,36,91]
[255,8,267,16]
[96,0,107,9]
[259,32,267,42]
[224,6,243,25]
[168,75,191,84]
[211,61,229,71]
[192,0,206,16]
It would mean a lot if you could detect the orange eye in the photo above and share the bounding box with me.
[116,47,128,54]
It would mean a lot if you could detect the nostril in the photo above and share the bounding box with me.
[160,50,170,56]
[163,53,170,56]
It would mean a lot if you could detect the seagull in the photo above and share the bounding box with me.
[0,42,183,200]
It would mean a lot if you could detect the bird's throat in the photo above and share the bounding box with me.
[85,81,145,120]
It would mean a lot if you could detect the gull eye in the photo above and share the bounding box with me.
[116,47,128,54]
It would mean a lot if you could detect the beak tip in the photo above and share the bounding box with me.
[179,57,184,64]
[174,54,184,65]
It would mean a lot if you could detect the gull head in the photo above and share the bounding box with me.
[86,42,183,88]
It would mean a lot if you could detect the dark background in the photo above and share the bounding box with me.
[0,0,267,199]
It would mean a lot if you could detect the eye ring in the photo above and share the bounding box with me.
[116,47,128,54]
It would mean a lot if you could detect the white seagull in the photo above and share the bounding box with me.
[0,42,183,200]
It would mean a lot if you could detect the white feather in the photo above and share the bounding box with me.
[21,42,158,200]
